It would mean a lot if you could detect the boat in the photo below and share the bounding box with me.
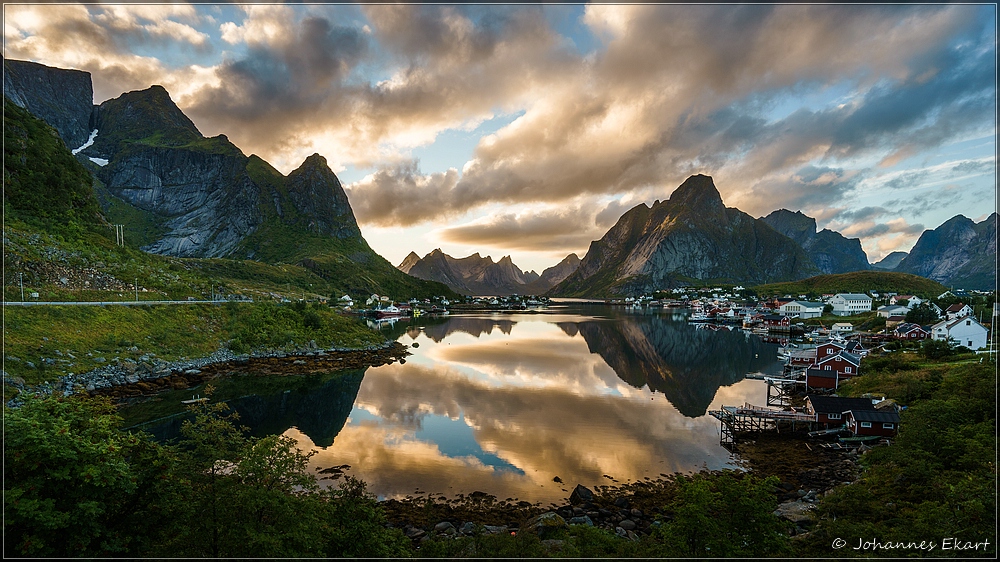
[375,304,403,318]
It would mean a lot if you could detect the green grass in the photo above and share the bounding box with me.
[2,302,383,386]
[754,270,948,299]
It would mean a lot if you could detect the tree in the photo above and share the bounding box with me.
[921,338,956,360]
[906,303,940,325]
[4,395,173,557]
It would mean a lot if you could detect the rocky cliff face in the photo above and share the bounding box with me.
[551,175,821,296]
[761,209,870,274]
[399,250,580,296]
[3,57,95,150]
[526,253,581,294]
[894,214,997,290]
[5,57,454,298]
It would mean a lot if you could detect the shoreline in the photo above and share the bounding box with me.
[4,339,407,406]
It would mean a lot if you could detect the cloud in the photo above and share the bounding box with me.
[346,160,460,227]
[5,4,993,231]
[435,205,609,252]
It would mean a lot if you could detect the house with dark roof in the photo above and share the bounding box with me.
[816,350,861,377]
[804,395,876,425]
[894,322,929,340]
[845,409,900,437]
[944,303,974,320]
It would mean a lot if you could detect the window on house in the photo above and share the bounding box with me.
[845,367,852,373]
[860,422,872,428]
[966,320,971,325]
[968,341,973,347]
[828,413,841,420]
[825,365,832,370]
[883,423,894,429]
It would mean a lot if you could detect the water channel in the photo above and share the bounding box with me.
[122,302,786,503]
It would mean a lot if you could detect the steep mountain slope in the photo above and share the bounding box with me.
[4,58,453,299]
[872,251,908,270]
[894,214,997,290]
[550,175,820,297]
[3,57,95,149]
[761,209,870,274]
[525,253,581,294]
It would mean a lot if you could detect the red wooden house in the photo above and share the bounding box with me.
[893,322,929,340]
[815,342,845,362]
[805,395,876,425]
[845,409,900,437]
[816,350,861,377]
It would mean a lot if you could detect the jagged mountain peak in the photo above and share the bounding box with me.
[667,174,725,214]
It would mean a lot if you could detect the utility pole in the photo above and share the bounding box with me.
[19,272,24,302]
[135,278,139,302]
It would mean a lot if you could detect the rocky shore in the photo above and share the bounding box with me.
[378,432,862,547]
[4,340,407,406]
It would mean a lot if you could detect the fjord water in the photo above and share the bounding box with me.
[127,303,782,503]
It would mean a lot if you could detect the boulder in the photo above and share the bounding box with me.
[569,484,594,505]
[774,500,815,525]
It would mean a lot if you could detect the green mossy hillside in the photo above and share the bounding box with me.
[754,270,949,298]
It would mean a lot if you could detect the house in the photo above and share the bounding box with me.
[762,314,791,330]
[790,349,819,367]
[831,322,854,334]
[816,350,862,377]
[877,305,910,318]
[885,315,907,329]
[829,293,872,316]
[893,322,929,340]
[844,340,867,357]
[890,295,922,308]
[930,316,990,350]
[816,341,846,360]
[804,395,876,425]
[944,303,974,320]
[777,300,825,319]
[805,368,846,390]
[845,409,900,437]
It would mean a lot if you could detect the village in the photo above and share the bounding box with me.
[664,287,996,453]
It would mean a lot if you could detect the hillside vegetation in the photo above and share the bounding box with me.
[753,271,949,298]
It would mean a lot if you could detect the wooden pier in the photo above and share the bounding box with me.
[709,402,817,446]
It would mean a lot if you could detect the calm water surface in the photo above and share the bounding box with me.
[126,303,784,503]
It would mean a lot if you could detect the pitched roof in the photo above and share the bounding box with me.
[894,322,926,334]
[945,303,969,312]
[818,350,861,366]
[849,410,901,423]
[835,293,871,300]
[807,395,876,413]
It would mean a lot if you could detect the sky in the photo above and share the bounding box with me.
[3,2,996,273]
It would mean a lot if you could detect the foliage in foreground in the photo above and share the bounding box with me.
[795,358,997,557]
[3,393,409,558]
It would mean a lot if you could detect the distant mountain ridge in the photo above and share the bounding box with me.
[398,250,580,296]
[550,175,821,296]
[3,57,453,298]
[872,251,908,270]
[761,209,870,274]
[893,213,997,290]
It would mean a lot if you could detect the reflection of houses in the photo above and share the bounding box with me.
[930,316,990,350]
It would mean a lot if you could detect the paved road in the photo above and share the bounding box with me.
[2,300,237,306]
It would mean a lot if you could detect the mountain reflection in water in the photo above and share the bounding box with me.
[127,305,779,503]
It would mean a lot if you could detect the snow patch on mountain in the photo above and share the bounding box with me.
[71,129,98,154]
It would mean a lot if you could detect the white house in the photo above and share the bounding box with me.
[832,323,854,334]
[944,303,974,320]
[829,293,873,316]
[777,300,825,319]
[930,316,989,350]
[877,305,910,318]
[890,295,922,308]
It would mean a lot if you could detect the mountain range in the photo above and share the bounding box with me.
[3,57,453,298]
[5,56,994,297]
[398,250,580,296]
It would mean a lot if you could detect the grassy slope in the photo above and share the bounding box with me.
[753,270,948,298]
